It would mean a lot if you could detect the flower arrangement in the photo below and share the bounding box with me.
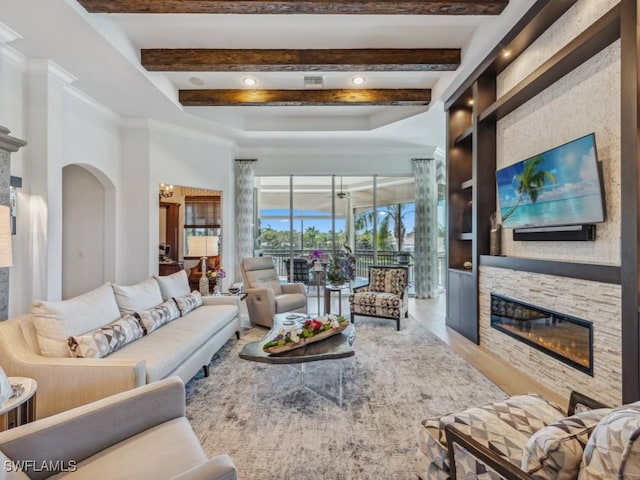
[263,314,348,353]
[308,249,324,262]
[207,267,226,279]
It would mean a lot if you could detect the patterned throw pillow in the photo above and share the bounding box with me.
[173,291,203,316]
[521,408,610,480]
[578,403,640,480]
[134,299,181,334]
[67,314,144,358]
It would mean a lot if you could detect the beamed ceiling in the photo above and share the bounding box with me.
[75,0,508,110]
[76,1,509,15]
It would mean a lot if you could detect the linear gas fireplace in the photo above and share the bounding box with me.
[490,294,593,375]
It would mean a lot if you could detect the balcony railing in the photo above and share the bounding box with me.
[261,249,423,294]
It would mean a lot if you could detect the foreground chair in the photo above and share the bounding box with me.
[241,256,307,327]
[0,376,237,479]
[417,390,613,480]
[349,265,409,330]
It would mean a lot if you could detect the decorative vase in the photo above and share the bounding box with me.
[490,224,502,256]
[213,284,221,296]
[199,274,209,296]
[0,366,11,406]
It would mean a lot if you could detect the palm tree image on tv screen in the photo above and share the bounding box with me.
[496,134,605,230]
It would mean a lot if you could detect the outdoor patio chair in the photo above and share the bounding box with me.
[349,265,409,330]
[283,257,311,284]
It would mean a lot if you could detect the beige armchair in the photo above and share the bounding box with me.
[0,377,237,480]
[241,256,307,327]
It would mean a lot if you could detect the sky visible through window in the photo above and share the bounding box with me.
[260,206,416,233]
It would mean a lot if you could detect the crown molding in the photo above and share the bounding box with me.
[0,45,27,72]
[28,59,77,85]
[63,85,121,122]
[0,22,22,45]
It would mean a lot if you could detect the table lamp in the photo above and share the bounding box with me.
[187,236,218,295]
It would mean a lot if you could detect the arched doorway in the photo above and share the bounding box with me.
[62,164,115,298]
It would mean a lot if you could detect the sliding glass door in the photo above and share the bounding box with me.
[255,175,417,294]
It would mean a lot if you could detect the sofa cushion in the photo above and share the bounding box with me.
[369,268,406,295]
[521,408,611,480]
[31,283,121,357]
[579,403,640,480]
[65,417,207,480]
[135,299,181,334]
[154,270,191,301]
[108,304,238,382]
[112,278,163,315]
[418,393,565,475]
[67,314,145,358]
[174,291,203,316]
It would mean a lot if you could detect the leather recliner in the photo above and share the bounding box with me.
[241,256,307,327]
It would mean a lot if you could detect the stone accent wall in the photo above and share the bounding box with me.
[497,39,621,264]
[480,265,622,406]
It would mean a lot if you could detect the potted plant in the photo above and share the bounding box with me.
[396,251,413,265]
[327,257,348,285]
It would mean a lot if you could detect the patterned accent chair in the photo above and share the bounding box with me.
[349,265,408,330]
[241,256,307,328]
[416,390,622,480]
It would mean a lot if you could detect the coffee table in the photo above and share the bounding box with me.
[239,313,356,406]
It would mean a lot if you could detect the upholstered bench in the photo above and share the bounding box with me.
[417,391,613,480]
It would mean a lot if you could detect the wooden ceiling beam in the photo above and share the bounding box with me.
[179,88,431,106]
[142,48,460,72]
[77,1,509,15]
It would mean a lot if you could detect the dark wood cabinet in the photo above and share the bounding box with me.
[159,261,183,276]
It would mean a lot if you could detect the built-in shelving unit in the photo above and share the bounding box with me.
[444,0,623,345]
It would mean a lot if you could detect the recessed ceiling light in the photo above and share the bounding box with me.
[189,77,205,86]
[502,50,512,58]
[242,77,258,87]
[467,99,474,106]
[351,76,366,86]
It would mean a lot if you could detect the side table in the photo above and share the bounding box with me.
[324,285,350,316]
[0,377,37,431]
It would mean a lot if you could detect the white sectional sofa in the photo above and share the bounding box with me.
[0,270,241,419]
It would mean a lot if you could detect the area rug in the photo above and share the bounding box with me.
[185,316,506,480]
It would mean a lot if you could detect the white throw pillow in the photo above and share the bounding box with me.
[112,278,163,315]
[154,270,191,300]
[31,283,121,357]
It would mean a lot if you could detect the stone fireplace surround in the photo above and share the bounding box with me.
[479,265,622,406]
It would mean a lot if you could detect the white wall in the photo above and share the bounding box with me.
[247,147,436,177]
[0,38,238,313]
[62,165,105,299]
[149,124,235,288]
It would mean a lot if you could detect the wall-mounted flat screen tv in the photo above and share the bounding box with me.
[496,133,605,230]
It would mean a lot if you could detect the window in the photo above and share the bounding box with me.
[184,196,221,257]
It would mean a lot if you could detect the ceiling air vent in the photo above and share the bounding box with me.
[303,76,324,89]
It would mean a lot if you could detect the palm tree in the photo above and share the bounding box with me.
[354,203,413,251]
[304,225,320,249]
[501,156,557,223]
